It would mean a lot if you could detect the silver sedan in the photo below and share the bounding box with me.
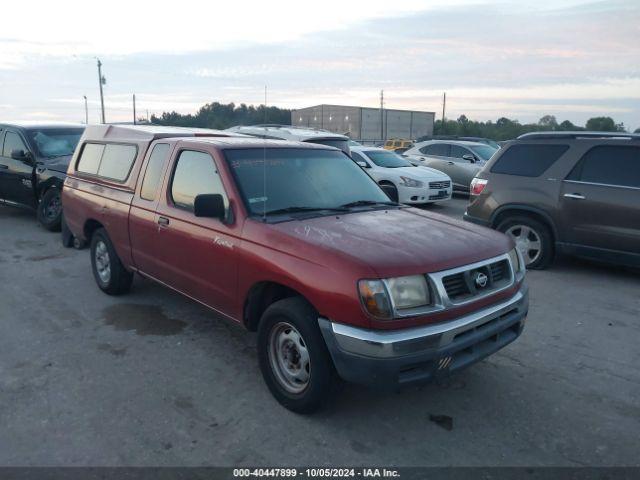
[404,140,498,192]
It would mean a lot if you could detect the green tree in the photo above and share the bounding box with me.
[152,101,291,129]
[538,115,558,129]
[558,120,580,131]
[635,128,640,134]
[585,116,623,132]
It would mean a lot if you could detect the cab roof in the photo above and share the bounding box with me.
[81,124,237,143]
[0,121,85,129]
[178,136,338,150]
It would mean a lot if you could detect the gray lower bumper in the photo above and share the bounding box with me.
[319,284,528,389]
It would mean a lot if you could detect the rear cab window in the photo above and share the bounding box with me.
[76,142,138,182]
[140,143,171,201]
[567,145,640,188]
[491,144,569,177]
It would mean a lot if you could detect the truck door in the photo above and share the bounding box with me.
[150,146,240,317]
[0,130,37,207]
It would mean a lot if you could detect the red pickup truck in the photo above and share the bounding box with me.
[63,125,529,413]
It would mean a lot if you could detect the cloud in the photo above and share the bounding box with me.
[1,0,639,128]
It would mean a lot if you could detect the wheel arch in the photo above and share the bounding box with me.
[491,204,558,242]
[243,281,317,332]
[83,218,105,242]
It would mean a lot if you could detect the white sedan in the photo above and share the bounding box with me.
[350,146,452,205]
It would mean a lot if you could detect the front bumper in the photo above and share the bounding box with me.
[319,283,528,389]
[398,185,452,204]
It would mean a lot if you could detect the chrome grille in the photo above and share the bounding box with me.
[441,259,512,302]
[429,180,451,190]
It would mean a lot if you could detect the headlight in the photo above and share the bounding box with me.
[386,275,431,309]
[508,248,524,273]
[399,176,424,188]
[358,275,431,318]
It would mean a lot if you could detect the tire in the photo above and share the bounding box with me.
[37,188,63,232]
[379,182,399,203]
[90,228,133,295]
[497,216,553,270]
[257,297,335,414]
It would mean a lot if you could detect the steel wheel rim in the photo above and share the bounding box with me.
[94,240,111,284]
[45,193,61,220]
[506,224,542,266]
[268,321,311,394]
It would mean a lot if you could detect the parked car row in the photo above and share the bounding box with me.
[5,121,636,413]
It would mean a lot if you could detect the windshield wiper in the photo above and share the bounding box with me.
[339,200,399,209]
[261,206,348,216]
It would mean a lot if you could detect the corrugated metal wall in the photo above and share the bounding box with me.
[291,104,434,142]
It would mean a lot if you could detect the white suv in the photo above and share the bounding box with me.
[350,146,452,204]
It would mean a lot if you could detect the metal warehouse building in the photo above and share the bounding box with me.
[291,104,435,143]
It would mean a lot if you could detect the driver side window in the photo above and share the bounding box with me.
[170,150,228,212]
[450,145,472,161]
[3,131,28,157]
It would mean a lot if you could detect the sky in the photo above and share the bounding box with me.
[1,0,639,130]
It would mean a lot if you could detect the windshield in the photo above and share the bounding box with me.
[224,148,391,217]
[470,145,498,162]
[27,128,83,157]
[363,150,413,168]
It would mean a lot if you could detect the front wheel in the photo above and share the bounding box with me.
[37,188,63,232]
[90,228,133,295]
[497,216,553,269]
[257,297,335,413]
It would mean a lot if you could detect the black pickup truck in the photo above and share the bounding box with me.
[0,122,84,230]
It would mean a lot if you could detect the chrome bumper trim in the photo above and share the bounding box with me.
[322,287,526,358]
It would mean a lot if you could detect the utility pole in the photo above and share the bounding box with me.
[83,95,88,124]
[133,94,137,125]
[380,90,384,143]
[146,110,149,123]
[441,92,446,132]
[96,58,106,124]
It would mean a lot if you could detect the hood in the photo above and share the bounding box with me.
[269,207,513,278]
[43,155,72,174]
[394,166,449,180]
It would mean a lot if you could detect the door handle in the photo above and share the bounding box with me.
[564,193,585,200]
[157,216,170,226]
[447,161,455,165]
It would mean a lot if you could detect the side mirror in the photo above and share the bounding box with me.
[194,194,225,220]
[356,160,369,169]
[11,149,31,161]
[462,154,476,163]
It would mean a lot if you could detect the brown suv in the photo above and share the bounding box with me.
[464,132,640,269]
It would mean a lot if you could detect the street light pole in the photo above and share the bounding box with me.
[97,58,106,124]
[83,95,88,124]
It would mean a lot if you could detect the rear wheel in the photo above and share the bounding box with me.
[37,188,63,232]
[257,297,335,413]
[497,216,553,269]
[90,228,133,295]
